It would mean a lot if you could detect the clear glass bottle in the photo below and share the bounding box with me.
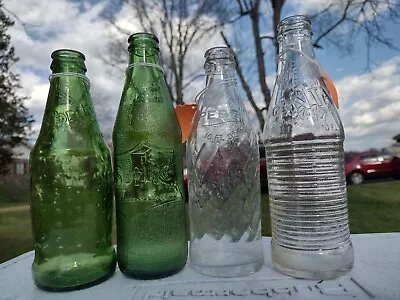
[263,15,354,279]
[113,33,187,279]
[30,49,116,290]
[187,47,264,277]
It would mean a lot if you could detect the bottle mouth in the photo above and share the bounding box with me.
[128,32,159,44]
[204,46,236,62]
[128,32,159,51]
[277,15,312,40]
[50,49,87,73]
[51,49,86,61]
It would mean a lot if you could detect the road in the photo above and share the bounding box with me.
[0,204,29,213]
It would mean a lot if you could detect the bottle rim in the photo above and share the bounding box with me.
[51,49,86,61]
[277,15,312,41]
[204,46,235,59]
[204,46,235,61]
[128,32,159,44]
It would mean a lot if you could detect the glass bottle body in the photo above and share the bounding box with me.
[30,50,116,291]
[263,16,354,279]
[113,33,187,279]
[187,47,264,277]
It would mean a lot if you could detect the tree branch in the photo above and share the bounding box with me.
[249,0,272,109]
[221,31,265,131]
[313,0,353,48]
[260,34,274,40]
[2,6,40,34]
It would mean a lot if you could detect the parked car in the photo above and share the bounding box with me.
[183,145,269,200]
[345,152,400,184]
[259,145,268,192]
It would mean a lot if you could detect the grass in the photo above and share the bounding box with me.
[0,210,33,263]
[347,182,400,233]
[1,181,399,264]
[0,180,30,208]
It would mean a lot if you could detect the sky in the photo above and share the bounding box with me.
[3,0,400,151]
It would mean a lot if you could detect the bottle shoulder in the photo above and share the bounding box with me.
[31,138,111,159]
[264,78,344,140]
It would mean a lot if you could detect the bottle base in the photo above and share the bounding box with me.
[34,269,115,292]
[271,240,354,280]
[190,258,264,278]
[119,262,186,280]
[32,252,116,291]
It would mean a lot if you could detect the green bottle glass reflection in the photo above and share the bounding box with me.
[113,33,187,279]
[30,49,116,291]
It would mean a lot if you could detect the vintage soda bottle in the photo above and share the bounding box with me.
[113,33,187,279]
[187,47,264,277]
[263,15,354,279]
[30,49,116,290]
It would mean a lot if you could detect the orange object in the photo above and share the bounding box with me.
[175,72,337,141]
[175,104,198,143]
[322,71,339,109]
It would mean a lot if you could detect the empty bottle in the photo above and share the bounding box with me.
[30,49,116,290]
[263,15,354,279]
[113,33,187,279]
[187,47,264,277]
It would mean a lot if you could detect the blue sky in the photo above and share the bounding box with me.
[4,0,400,151]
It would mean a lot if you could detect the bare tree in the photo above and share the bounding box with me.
[103,0,399,130]
[103,0,233,105]
[221,0,400,131]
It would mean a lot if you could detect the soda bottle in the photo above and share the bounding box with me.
[30,49,116,290]
[187,47,264,277]
[113,33,187,279]
[263,15,354,279]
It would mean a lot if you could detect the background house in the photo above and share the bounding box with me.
[0,143,32,183]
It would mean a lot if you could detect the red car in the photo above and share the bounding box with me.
[345,152,400,184]
[259,145,268,191]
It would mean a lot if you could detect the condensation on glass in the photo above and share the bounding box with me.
[30,49,116,291]
[112,33,187,279]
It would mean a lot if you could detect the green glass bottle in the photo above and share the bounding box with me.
[113,33,187,279]
[30,49,116,291]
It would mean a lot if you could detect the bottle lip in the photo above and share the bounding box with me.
[277,15,312,39]
[204,46,236,62]
[128,32,159,44]
[51,49,86,61]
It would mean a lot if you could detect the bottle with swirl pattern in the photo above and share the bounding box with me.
[187,47,264,277]
[30,49,116,290]
[263,15,354,279]
[113,33,187,279]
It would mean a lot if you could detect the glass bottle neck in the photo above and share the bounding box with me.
[51,62,86,74]
[128,46,161,65]
[277,33,315,72]
[205,62,236,87]
[279,32,314,56]
[50,50,87,74]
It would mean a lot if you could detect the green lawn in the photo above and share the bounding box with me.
[347,183,400,233]
[0,180,30,207]
[0,210,33,263]
[1,181,400,263]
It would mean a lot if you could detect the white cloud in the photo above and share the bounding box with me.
[4,0,227,142]
[5,0,399,152]
[287,0,393,18]
[336,56,400,151]
[5,0,127,140]
[287,0,335,15]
